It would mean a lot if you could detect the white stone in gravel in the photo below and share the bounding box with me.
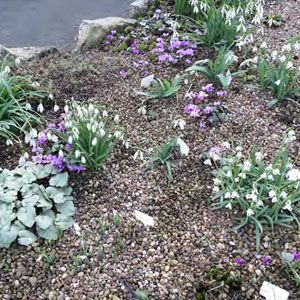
[260,281,289,300]
[134,210,154,226]
[141,74,155,88]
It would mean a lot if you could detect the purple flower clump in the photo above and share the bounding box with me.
[293,251,300,261]
[184,104,200,118]
[235,257,245,267]
[261,256,271,266]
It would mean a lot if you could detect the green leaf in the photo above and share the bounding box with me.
[0,225,18,248]
[35,214,54,230]
[55,214,74,230]
[17,206,36,227]
[49,172,69,187]
[56,201,75,216]
[37,224,59,240]
[18,230,37,246]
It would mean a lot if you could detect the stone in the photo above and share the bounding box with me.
[29,276,37,287]
[129,0,149,17]
[260,281,289,300]
[73,17,136,53]
[0,45,57,60]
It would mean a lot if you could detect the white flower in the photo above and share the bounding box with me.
[54,104,60,112]
[173,118,186,130]
[92,137,97,146]
[282,44,292,52]
[239,172,246,179]
[114,115,120,123]
[267,174,274,181]
[58,150,64,158]
[243,160,252,171]
[235,146,243,152]
[231,191,239,199]
[260,41,267,49]
[48,93,54,100]
[274,80,281,86]
[138,106,147,115]
[226,171,232,178]
[213,178,221,185]
[271,50,278,60]
[75,150,81,159]
[255,152,263,161]
[279,55,286,62]
[81,156,86,164]
[225,192,231,199]
[246,208,255,216]
[286,61,294,69]
[283,200,292,211]
[68,136,73,144]
[64,105,69,113]
[31,81,40,88]
[222,141,230,149]
[271,197,278,203]
[256,200,263,207]
[37,103,44,113]
[102,110,108,117]
[287,169,300,181]
[280,191,287,199]
[272,168,280,175]
[225,203,232,210]
[25,103,32,110]
[99,129,105,137]
[6,139,13,146]
[213,186,220,193]
[259,172,267,179]
[269,190,276,198]
[252,46,258,53]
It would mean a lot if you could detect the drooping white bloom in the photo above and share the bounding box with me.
[286,61,294,69]
[271,197,278,203]
[231,191,239,199]
[287,169,300,181]
[204,159,212,166]
[37,103,44,113]
[213,178,221,185]
[114,115,120,123]
[239,172,246,179]
[58,150,64,158]
[6,139,13,146]
[73,223,81,236]
[279,55,286,63]
[222,141,231,149]
[102,110,108,117]
[173,118,186,130]
[213,186,220,193]
[64,105,69,114]
[75,150,81,159]
[81,156,86,164]
[243,160,252,171]
[246,208,255,216]
[280,191,287,199]
[68,136,73,144]
[225,203,232,210]
[269,190,276,198]
[283,200,292,211]
[25,103,32,110]
[255,152,263,161]
[92,137,97,146]
[272,168,280,175]
[225,192,231,199]
[54,104,60,112]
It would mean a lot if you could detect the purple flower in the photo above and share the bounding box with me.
[202,84,214,93]
[180,40,190,47]
[184,104,200,117]
[33,154,65,171]
[106,34,114,40]
[58,122,66,133]
[217,90,228,97]
[185,58,192,65]
[65,143,73,152]
[293,251,300,261]
[119,69,126,77]
[67,165,86,173]
[176,48,194,57]
[158,53,175,63]
[208,146,223,157]
[169,40,181,51]
[154,9,162,19]
[32,146,43,155]
[261,256,271,266]
[235,257,244,267]
[47,123,56,129]
[203,106,214,115]
[37,132,47,146]
[199,122,206,129]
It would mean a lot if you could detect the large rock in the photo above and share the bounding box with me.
[73,17,136,53]
[0,45,57,60]
[129,0,150,17]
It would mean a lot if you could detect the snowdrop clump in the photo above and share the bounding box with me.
[204,130,300,250]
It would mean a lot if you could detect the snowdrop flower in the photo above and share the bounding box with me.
[279,55,286,62]
[31,81,40,88]
[213,186,220,193]
[256,200,263,207]
[280,191,287,199]
[267,174,274,181]
[225,192,231,199]
[213,178,221,185]
[260,41,267,49]
[37,103,44,113]
[75,150,81,159]
[81,156,86,164]
[271,50,278,60]
[283,200,292,211]
[259,172,267,179]
[231,191,239,199]
[54,104,60,112]
[269,190,276,198]
[133,150,144,161]
[58,150,64,158]
[246,208,255,216]
[225,203,232,210]
[92,137,97,146]
[272,168,280,175]
[222,141,230,149]
[243,160,252,171]
[99,128,105,137]
[286,61,294,69]
[274,79,281,86]
[48,93,54,100]
[173,118,186,130]
[102,110,108,117]
[25,103,32,110]
[226,171,232,178]
[138,106,147,115]
[239,172,246,179]
[255,152,264,161]
[271,197,278,203]
[68,136,73,144]
[6,139,13,146]
[114,115,120,123]
[73,223,81,236]
[287,169,300,181]
[235,146,243,152]
[252,46,258,53]
[64,105,69,113]
[282,44,292,52]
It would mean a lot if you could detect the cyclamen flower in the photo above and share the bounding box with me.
[199,122,206,130]
[65,143,73,152]
[217,90,228,97]
[119,69,126,77]
[261,256,271,266]
[203,106,213,115]
[37,132,47,146]
[158,53,175,63]
[293,251,300,261]
[235,257,244,267]
[67,165,86,173]
[202,84,214,93]
[184,104,200,117]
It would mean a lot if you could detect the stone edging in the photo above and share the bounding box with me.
[0,0,150,60]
